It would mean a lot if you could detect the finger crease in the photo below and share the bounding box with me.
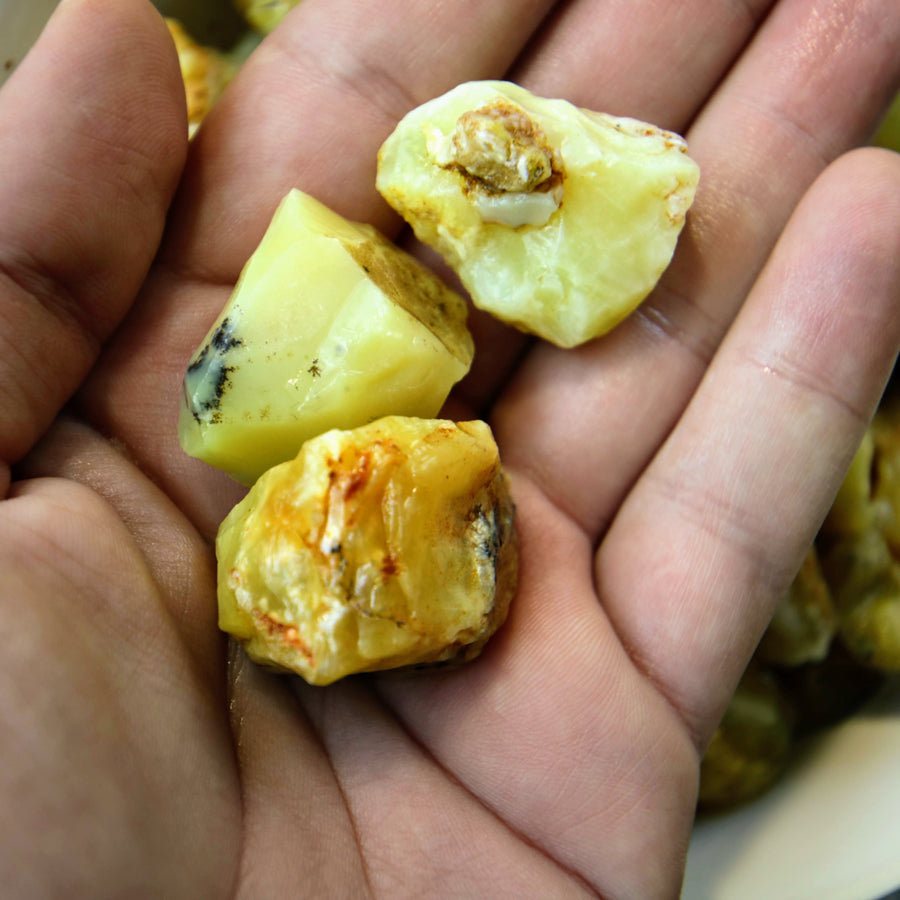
[634,278,725,369]
[271,28,422,130]
[507,462,597,542]
[743,347,870,430]
[733,90,834,172]
[368,678,602,898]
[0,252,103,355]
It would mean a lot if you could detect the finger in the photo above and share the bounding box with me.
[597,148,900,746]
[0,0,186,495]
[225,646,370,898]
[492,0,900,537]
[513,0,774,128]
[162,0,560,283]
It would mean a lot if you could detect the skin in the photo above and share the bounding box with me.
[1,0,899,895]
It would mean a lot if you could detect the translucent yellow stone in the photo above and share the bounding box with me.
[178,189,474,485]
[217,417,518,685]
[376,80,700,348]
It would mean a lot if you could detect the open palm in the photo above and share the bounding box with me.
[2,0,899,895]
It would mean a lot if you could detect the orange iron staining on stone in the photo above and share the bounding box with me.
[216,416,517,685]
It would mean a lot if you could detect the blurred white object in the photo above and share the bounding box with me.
[1,1,900,898]
[684,678,900,899]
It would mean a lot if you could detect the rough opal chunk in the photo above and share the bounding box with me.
[217,416,518,685]
[178,189,474,485]
[376,80,700,348]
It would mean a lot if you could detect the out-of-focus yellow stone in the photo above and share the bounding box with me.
[165,18,237,137]
[376,80,700,348]
[217,416,518,685]
[698,666,793,810]
[757,547,837,668]
[178,189,474,485]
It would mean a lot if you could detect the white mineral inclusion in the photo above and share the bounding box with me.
[471,189,563,228]
[377,80,701,348]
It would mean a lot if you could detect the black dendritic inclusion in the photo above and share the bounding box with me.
[472,503,502,568]
[184,317,243,424]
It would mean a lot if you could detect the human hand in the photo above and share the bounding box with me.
[1,0,898,896]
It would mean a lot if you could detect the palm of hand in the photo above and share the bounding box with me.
[2,0,899,896]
